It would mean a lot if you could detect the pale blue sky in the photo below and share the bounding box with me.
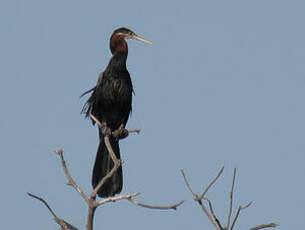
[1,0,304,229]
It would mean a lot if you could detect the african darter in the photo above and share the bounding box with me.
[82,27,151,197]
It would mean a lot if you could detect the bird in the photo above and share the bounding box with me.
[81,27,151,198]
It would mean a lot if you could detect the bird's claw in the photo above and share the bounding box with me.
[112,127,129,140]
[118,128,129,140]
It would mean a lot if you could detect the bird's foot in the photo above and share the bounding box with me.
[117,128,129,140]
[112,126,129,140]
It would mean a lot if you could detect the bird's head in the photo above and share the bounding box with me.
[110,27,152,53]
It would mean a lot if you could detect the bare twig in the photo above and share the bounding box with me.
[53,149,96,230]
[104,134,120,164]
[126,128,141,134]
[226,168,236,230]
[96,192,140,206]
[204,198,223,229]
[230,201,253,230]
[27,193,57,218]
[182,167,273,230]
[181,169,198,198]
[198,166,224,200]
[89,114,103,127]
[27,193,78,230]
[181,169,223,230]
[55,149,90,205]
[198,200,223,230]
[250,223,278,230]
[128,198,184,210]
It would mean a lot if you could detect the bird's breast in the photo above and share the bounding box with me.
[101,78,131,103]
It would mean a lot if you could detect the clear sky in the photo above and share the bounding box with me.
[1,0,304,229]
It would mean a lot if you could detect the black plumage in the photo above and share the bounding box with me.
[82,27,151,197]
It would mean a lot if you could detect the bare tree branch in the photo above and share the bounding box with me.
[126,128,141,134]
[250,223,278,230]
[204,198,223,229]
[27,193,78,230]
[96,192,140,206]
[226,168,236,230]
[182,167,276,230]
[29,112,193,230]
[198,200,223,230]
[54,149,90,205]
[181,169,198,199]
[89,114,103,127]
[27,192,57,219]
[128,198,184,210]
[53,148,95,230]
[181,169,223,230]
[230,202,253,230]
[87,206,96,230]
[104,134,120,164]
[198,166,224,200]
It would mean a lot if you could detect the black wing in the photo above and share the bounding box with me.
[81,72,104,120]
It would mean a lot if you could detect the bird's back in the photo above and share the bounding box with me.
[85,69,133,130]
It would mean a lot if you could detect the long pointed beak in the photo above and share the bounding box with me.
[132,35,152,44]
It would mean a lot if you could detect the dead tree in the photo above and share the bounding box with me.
[28,115,183,230]
[29,114,278,230]
[181,167,278,230]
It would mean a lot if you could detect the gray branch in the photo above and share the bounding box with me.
[182,167,276,230]
[27,192,78,230]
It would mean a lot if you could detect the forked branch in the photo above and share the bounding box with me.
[29,114,183,230]
[181,167,277,230]
[181,168,224,230]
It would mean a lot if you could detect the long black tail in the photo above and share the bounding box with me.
[92,132,123,197]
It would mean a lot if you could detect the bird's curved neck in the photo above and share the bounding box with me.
[108,35,128,72]
[108,51,127,73]
[110,34,128,54]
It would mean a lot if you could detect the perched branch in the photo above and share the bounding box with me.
[104,134,119,164]
[27,192,78,230]
[96,192,140,206]
[126,128,141,134]
[89,114,103,127]
[89,114,140,137]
